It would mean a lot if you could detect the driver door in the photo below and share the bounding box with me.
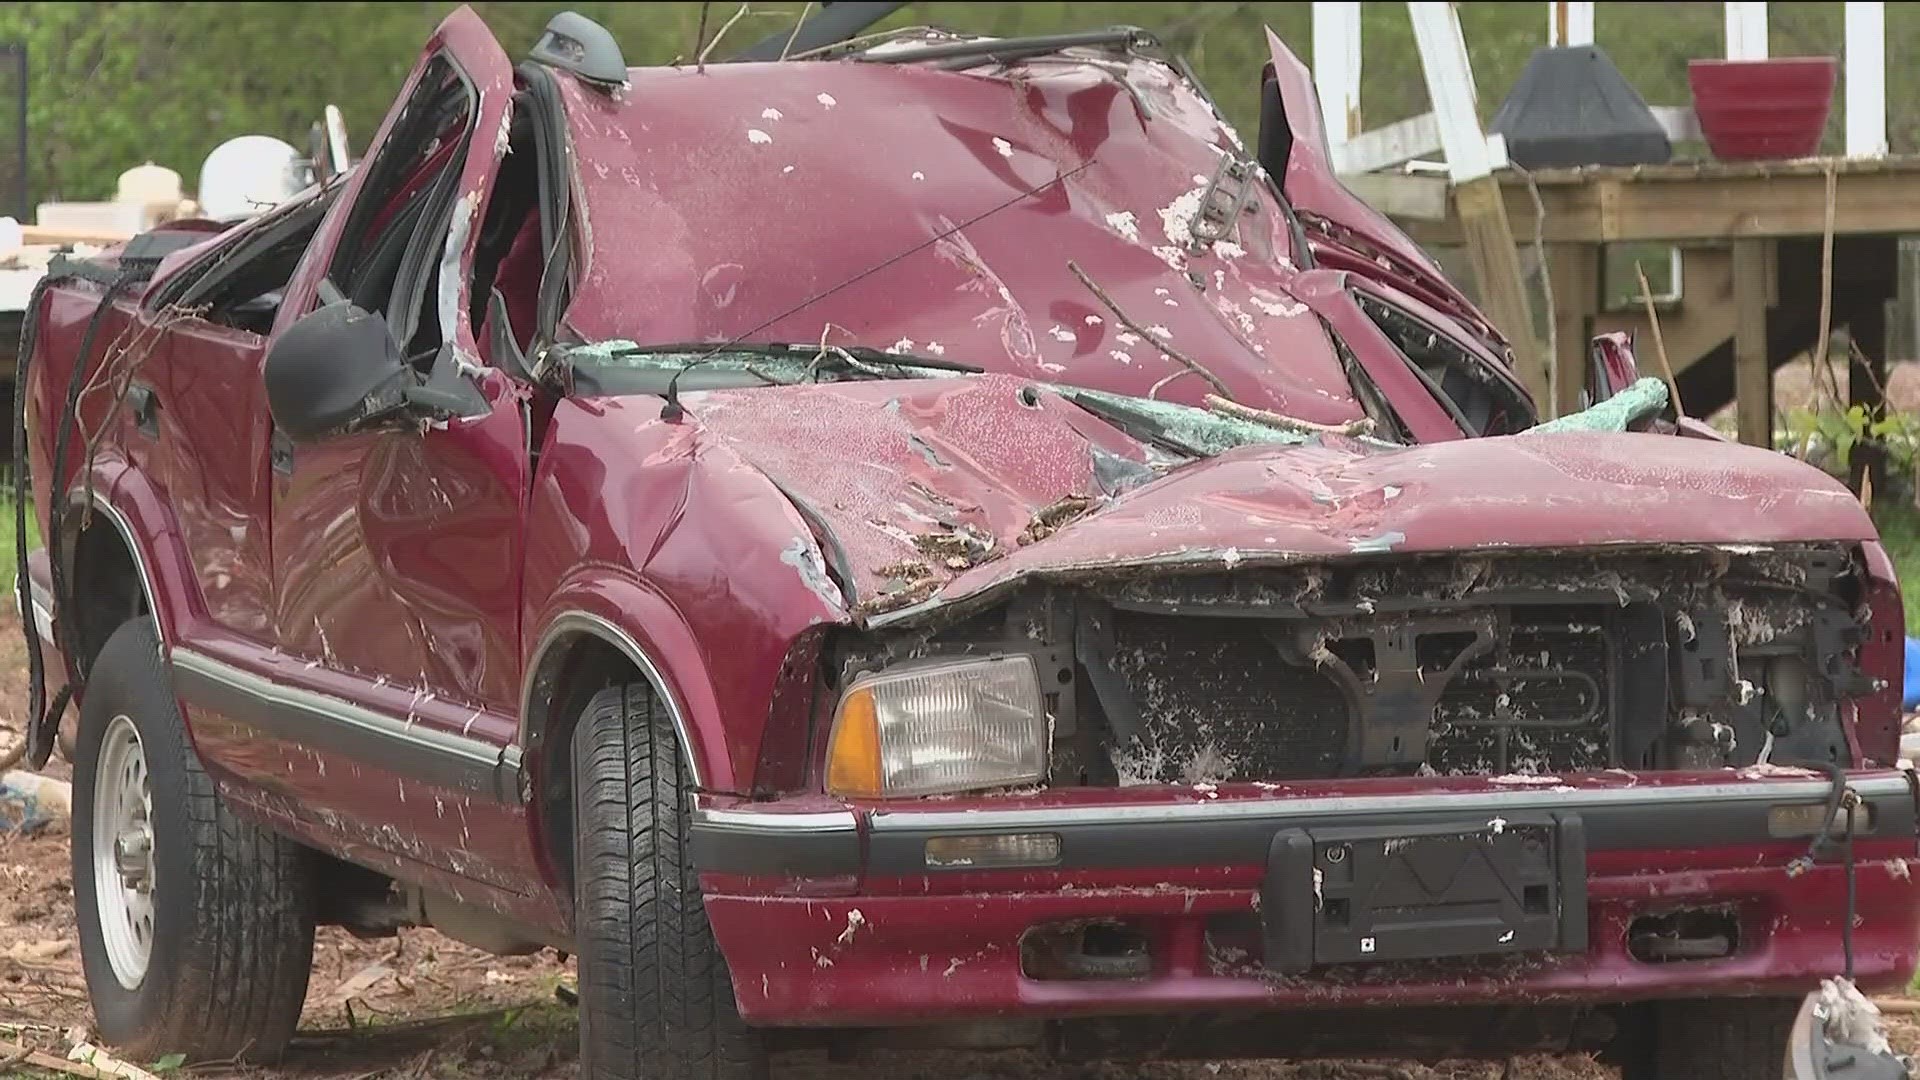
[194,10,544,905]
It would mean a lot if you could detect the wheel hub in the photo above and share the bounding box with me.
[113,829,152,890]
[92,715,155,990]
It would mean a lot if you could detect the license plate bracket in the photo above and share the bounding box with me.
[1260,813,1586,974]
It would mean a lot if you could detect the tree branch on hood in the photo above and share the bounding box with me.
[1204,393,1376,440]
[1068,260,1232,400]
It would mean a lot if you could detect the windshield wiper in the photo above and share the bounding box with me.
[563,341,982,401]
[603,341,982,377]
[820,344,984,375]
[854,27,1156,70]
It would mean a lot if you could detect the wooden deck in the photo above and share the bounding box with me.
[1383,156,1920,471]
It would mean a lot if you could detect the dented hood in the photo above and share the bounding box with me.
[554,51,1365,425]
[681,376,1875,621]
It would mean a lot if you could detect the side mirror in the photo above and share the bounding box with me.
[265,301,412,441]
[1586,331,1640,406]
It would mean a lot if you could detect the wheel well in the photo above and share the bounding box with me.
[527,632,643,899]
[63,512,148,677]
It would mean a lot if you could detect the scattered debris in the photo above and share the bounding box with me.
[913,524,996,568]
[1021,493,1097,544]
[858,562,941,617]
[3,938,71,967]
[321,961,394,1007]
[836,908,866,946]
[64,1042,164,1080]
[0,770,67,832]
[1816,977,1893,1058]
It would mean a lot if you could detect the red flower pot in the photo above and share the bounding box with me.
[1687,57,1836,162]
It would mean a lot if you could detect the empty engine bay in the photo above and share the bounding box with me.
[826,545,1878,786]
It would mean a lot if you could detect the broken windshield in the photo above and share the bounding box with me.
[565,338,1402,462]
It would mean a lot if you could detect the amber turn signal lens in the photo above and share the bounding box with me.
[823,656,1047,798]
[826,687,884,798]
[1768,801,1874,838]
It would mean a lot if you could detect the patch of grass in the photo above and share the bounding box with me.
[1873,500,1920,637]
[0,491,37,592]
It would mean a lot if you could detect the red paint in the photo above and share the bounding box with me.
[1260,29,1511,360]
[18,8,1912,1036]
[1588,331,1638,400]
[709,858,1920,1026]
[1689,58,1837,162]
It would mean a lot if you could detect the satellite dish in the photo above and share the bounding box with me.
[198,135,304,222]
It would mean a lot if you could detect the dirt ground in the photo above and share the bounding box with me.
[0,611,1910,1079]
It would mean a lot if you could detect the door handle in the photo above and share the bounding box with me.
[126,383,158,437]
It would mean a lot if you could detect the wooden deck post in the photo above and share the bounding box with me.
[1846,2,1888,158]
[1408,2,1545,400]
[1313,2,1364,173]
[1546,243,1598,418]
[1731,237,1774,447]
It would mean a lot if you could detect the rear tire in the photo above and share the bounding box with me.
[72,618,315,1063]
[1612,996,1797,1080]
[572,684,766,1080]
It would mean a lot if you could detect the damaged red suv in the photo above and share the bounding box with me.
[15,8,1914,1078]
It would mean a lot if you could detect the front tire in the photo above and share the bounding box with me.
[572,684,766,1080]
[72,618,315,1063]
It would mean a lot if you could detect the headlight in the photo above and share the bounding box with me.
[825,655,1047,798]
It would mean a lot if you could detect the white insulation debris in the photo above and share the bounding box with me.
[1815,977,1892,1058]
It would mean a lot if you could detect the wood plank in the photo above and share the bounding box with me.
[1338,113,1441,175]
[1731,238,1773,447]
[1545,243,1598,418]
[1402,169,1920,246]
[20,225,132,246]
[1454,177,1545,398]
[1341,172,1451,222]
[1409,0,1497,183]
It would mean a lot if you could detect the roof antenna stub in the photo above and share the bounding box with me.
[530,12,628,89]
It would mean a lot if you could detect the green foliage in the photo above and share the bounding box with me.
[6,1,1916,204]
[1871,500,1920,637]
[1783,403,1920,478]
[1779,399,1920,635]
[0,487,37,590]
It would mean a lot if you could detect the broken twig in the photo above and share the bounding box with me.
[1633,262,1684,417]
[1203,394,1374,439]
[778,1,815,60]
[1067,260,1230,399]
[1812,162,1837,378]
[0,1038,161,1080]
[697,3,753,67]
[691,2,712,65]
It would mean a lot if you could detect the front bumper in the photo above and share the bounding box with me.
[694,772,1920,1027]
